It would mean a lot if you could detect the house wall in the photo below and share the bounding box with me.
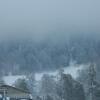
[0,86,31,99]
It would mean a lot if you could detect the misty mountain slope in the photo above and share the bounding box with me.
[3,63,84,86]
[0,35,100,75]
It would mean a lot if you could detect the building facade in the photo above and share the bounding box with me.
[0,85,32,100]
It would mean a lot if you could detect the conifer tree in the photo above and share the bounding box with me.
[88,63,96,100]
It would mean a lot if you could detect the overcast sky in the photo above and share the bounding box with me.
[0,0,100,41]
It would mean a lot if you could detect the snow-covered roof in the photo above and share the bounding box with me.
[3,75,26,86]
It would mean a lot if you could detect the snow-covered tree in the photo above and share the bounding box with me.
[57,69,85,100]
[88,63,96,100]
[26,73,36,96]
[40,74,56,100]
[35,96,42,100]
[14,79,29,91]
[45,95,53,100]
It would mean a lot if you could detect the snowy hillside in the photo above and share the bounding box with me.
[3,75,26,85]
[3,63,87,85]
[35,63,85,81]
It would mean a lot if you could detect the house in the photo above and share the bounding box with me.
[0,85,32,100]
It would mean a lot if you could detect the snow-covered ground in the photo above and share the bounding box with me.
[35,63,85,81]
[3,63,88,86]
[3,75,26,86]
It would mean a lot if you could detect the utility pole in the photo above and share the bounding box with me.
[88,63,96,100]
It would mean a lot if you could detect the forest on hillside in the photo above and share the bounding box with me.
[0,35,100,76]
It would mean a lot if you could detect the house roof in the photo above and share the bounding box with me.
[0,85,32,99]
[0,85,30,94]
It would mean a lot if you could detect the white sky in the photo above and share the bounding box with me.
[0,0,100,41]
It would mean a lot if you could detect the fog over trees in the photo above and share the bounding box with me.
[0,0,100,100]
[0,34,100,76]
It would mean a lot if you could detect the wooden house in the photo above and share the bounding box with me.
[0,85,32,100]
